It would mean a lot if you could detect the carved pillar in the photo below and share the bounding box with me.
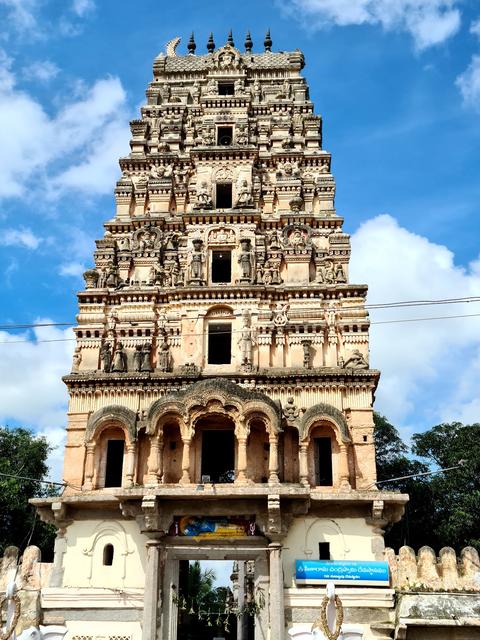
[180,437,191,484]
[50,529,67,587]
[268,542,285,640]
[268,434,279,484]
[125,443,136,488]
[83,443,95,490]
[142,540,164,640]
[236,436,248,484]
[147,434,163,485]
[299,442,309,486]
[339,443,351,490]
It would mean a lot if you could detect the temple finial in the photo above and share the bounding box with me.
[207,32,215,53]
[244,31,253,52]
[227,29,234,47]
[264,28,272,52]
[187,32,196,55]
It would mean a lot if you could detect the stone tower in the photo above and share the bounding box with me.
[35,32,407,640]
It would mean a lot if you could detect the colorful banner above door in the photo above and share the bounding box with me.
[171,516,256,538]
[295,560,390,586]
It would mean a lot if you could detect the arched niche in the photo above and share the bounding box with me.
[298,403,350,444]
[85,405,137,444]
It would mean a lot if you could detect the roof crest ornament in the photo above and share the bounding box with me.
[165,36,181,57]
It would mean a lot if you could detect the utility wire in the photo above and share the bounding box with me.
[0,470,81,491]
[1,295,480,331]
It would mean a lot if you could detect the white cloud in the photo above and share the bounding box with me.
[71,0,95,17]
[59,261,85,277]
[471,18,480,38]
[0,322,74,480]
[0,227,42,249]
[350,214,480,427]
[281,0,461,49]
[456,54,480,109]
[0,0,39,35]
[23,60,59,83]
[0,53,130,199]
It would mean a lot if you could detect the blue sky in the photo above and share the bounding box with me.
[0,0,479,478]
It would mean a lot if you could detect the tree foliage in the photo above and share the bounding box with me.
[374,414,480,553]
[0,426,58,559]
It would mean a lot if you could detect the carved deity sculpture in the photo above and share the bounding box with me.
[238,239,253,282]
[112,342,127,372]
[148,262,164,286]
[99,343,112,373]
[133,345,143,372]
[302,340,312,369]
[284,397,300,421]
[343,349,369,370]
[157,335,171,372]
[238,311,255,366]
[268,229,282,250]
[235,180,253,208]
[188,238,205,283]
[316,260,335,285]
[273,303,289,326]
[71,347,82,374]
[141,343,153,372]
[195,181,213,209]
[335,262,347,283]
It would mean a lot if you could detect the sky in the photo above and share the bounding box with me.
[0,0,479,480]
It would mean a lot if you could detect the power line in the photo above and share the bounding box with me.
[0,470,81,491]
[1,295,480,332]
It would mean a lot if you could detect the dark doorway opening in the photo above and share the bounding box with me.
[104,439,124,487]
[315,437,333,486]
[218,82,234,96]
[201,430,235,483]
[217,126,233,145]
[319,542,331,560]
[103,544,114,566]
[208,323,231,364]
[212,251,232,283]
[216,182,232,208]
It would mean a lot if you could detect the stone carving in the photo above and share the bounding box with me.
[83,268,99,289]
[262,256,282,285]
[71,347,81,374]
[289,193,304,212]
[191,81,201,103]
[238,311,255,367]
[273,303,289,326]
[98,262,119,288]
[238,238,253,282]
[157,335,171,372]
[163,258,181,287]
[235,179,253,208]
[149,164,172,180]
[117,236,131,251]
[141,343,153,372]
[132,227,162,253]
[302,339,312,369]
[178,362,200,376]
[208,227,236,245]
[188,238,205,283]
[343,349,368,370]
[107,309,118,335]
[316,260,335,284]
[276,161,300,179]
[253,80,262,101]
[283,397,300,421]
[133,345,143,372]
[99,343,112,372]
[268,229,283,250]
[287,228,308,253]
[112,342,127,372]
[334,262,346,283]
[194,181,213,209]
[148,262,164,286]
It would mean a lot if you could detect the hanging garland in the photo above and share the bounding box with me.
[0,594,21,640]
[311,594,344,640]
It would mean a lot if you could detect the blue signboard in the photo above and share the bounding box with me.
[295,560,390,586]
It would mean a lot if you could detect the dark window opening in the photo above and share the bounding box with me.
[319,542,331,560]
[216,182,232,208]
[201,430,235,483]
[103,544,114,566]
[211,251,232,283]
[218,82,234,96]
[104,439,124,487]
[208,323,231,364]
[315,437,333,486]
[217,126,233,146]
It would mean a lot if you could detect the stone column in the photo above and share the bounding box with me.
[142,540,163,640]
[236,436,248,484]
[180,437,191,484]
[125,443,136,488]
[299,442,309,486]
[49,529,67,587]
[147,434,163,485]
[268,434,280,484]
[339,443,351,490]
[83,443,95,490]
[268,542,285,640]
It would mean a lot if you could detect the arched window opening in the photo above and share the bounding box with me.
[315,437,333,486]
[103,543,114,566]
[104,439,124,487]
[196,415,235,483]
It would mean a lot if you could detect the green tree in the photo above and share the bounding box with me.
[412,422,480,551]
[0,426,58,559]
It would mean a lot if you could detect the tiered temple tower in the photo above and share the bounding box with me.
[35,32,407,640]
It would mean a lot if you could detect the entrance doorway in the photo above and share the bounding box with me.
[201,430,235,483]
[176,560,256,640]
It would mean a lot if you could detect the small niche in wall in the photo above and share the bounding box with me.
[319,542,331,560]
[211,250,232,283]
[103,543,114,566]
